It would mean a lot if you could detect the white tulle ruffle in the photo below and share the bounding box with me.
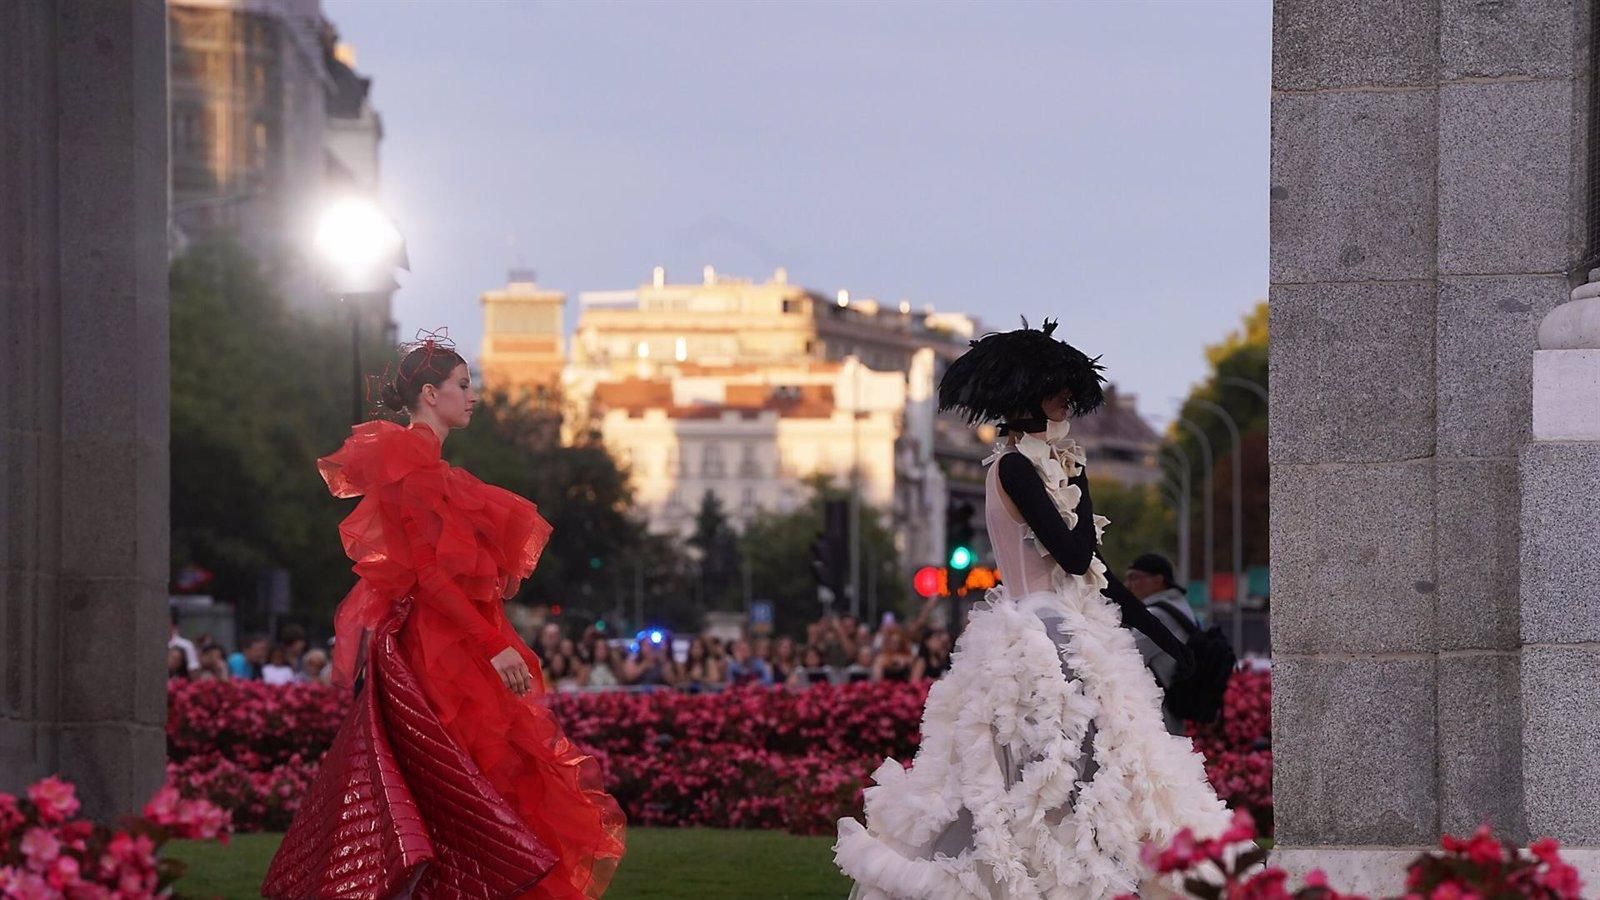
[834,578,1229,900]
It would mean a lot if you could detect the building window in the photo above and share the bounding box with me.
[739,443,760,478]
[702,443,725,478]
[740,487,757,515]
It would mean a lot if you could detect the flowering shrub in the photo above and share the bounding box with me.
[1130,812,1584,900]
[164,670,1274,836]
[1189,668,1273,832]
[0,775,230,898]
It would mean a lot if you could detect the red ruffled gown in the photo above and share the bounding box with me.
[263,421,625,899]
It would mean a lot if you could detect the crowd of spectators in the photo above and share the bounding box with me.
[530,597,954,693]
[167,613,332,686]
[167,597,957,694]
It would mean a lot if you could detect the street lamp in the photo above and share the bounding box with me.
[1189,398,1245,655]
[1158,445,1193,584]
[313,195,407,425]
[1173,415,1216,621]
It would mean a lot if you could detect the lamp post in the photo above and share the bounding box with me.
[1219,375,1268,406]
[1174,416,1216,620]
[1158,444,1193,585]
[849,356,863,619]
[313,196,407,425]
[1158,480,1186,570]
[1189,398,1245,654]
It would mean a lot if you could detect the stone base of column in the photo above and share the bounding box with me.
[1532,348,1600,440]
[1273,847,1600,893]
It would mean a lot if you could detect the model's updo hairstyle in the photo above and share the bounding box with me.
[379,343,467,413]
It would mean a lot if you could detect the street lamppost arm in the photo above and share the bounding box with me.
[1188,398,1246,655]
[1173,416,1216,621]
[1159,443,1193,584]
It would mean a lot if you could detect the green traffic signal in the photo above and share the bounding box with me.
[948,545,974,570]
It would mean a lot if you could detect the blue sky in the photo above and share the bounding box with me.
[324,0,1270,415]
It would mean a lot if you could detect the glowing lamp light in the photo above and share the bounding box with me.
[313,196,404,293]
[913,565,942,599]
[650,630,664,644]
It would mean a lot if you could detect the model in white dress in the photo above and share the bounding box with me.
[834,419,1229,900]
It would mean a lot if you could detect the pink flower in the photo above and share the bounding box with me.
[1303,869,1329,888]
[0,794,22,840]
[140,784,179,823]
[1461,825,1503,868]
[0,866,55,900]
[1231,868,1290,900]
[1528,836,1563,865]
[44,854,80,891]
[1427,883,1479,900]
[1219,809,1257,845]
[26,775,79,824]
[1150,828,1198,873]
[19,827,61,872]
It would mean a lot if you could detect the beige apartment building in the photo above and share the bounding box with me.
[480,266,1160,572]
[479,269,566,409]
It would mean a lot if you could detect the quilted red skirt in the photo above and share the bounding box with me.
[263,599,624,898]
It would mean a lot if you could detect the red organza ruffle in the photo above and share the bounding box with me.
[319,421,552,688]
[316,422,622,898]
[400,599,624,900]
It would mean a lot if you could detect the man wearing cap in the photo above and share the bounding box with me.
[1123,553,1197,735]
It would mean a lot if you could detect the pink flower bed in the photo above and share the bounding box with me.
[165,670,1274,836]
[1131,810,1582,900]
[0,775,230,898]
[1187,668,1273,831]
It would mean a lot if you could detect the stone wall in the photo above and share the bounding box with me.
[0,0,170,819]
[1270,0,1591,871]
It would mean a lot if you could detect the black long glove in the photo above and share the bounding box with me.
[996,454,1195,673]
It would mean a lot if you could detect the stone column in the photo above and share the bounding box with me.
[1520,274,1600,874]
[1270,0,1591,889]
[0,0,170,820]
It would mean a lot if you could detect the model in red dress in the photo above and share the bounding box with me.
[264,335,625,899]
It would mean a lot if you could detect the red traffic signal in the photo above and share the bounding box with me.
[914,566,943,598]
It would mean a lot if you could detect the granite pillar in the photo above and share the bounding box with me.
[1271,0,1598,889]
[0,0,170,820]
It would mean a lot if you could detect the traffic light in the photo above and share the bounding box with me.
[810,499,850,605]
[946,501,977,594]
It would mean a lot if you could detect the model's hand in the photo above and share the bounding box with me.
[491,646,532,696]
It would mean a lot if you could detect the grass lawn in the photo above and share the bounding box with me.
[169,827,850,899]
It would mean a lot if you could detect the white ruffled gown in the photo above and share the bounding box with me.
[834,424,1229,900]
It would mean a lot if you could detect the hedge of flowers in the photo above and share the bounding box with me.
[1131,810,1583,900]
[165,669,1275,836]
[0,775,230,897]
[1186,668,1273,833]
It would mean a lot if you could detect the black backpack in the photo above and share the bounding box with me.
[1149,600,1237,725]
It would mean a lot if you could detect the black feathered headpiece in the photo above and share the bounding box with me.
[938,318,1107,424]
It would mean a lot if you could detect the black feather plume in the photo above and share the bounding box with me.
[937,317,1107,424]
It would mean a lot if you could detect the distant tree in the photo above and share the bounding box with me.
[1089,478,1177,577]
[445,388,646,610]
[684,489,742,611]
[1169,301,1269,574]
[743,477,904,637]
[169,241,372,632]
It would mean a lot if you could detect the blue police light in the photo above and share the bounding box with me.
[650,629,664,644]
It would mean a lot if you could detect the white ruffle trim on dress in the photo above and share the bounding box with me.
[834,578,1230,900]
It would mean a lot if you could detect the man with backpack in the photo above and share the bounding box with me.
[1124,553,1201,735]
